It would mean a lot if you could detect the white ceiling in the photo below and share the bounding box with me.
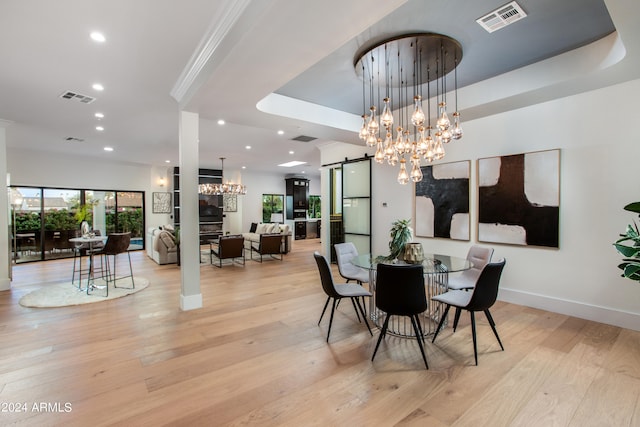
[0,0,633,181]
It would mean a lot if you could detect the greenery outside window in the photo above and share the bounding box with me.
[262,194,284,223]
[308,195,321,218]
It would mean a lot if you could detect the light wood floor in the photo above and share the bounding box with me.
[2,239,640,426]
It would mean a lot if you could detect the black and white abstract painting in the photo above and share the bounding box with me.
[415,160,470,240]
[478,149,560,248]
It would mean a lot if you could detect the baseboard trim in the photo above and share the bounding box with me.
[499,287,640,332]
[0,278,10,291]
[180,293,203,311]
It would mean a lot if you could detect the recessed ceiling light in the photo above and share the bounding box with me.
[165,160,171,163]
[103,146,114,152]
[92,83,104,91]
[90,32,106,42]
[94,112,104,119]
[289,151,294,155]
[217,119,225,125]
[242,166,246,169]
[95,126,104,131]
[277,130,284,135]
[245,145,251,150]
[278,161,306,167]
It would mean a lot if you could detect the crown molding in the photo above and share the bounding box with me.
[170,0,252,105]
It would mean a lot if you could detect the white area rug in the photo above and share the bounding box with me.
[19,277,149,308]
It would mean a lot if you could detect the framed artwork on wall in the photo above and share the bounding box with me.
[152,192,172,214]
[477,148,560,248]
[223,194,237,212]
[415,160,470,240]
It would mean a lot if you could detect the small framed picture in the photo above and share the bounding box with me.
[223,194,237,212]
[152,192,172,214]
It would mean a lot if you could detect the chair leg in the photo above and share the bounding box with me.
[372,315,390,361]
[414,313,426,343]
[410,315,429,369]
[470,311,478,366]
[453,307,462,331]
[350,298,362,323]
[484,309,504,351]
[318,297,331,325]
[354,297,372,336]
[432,305,451,343]
[326,298,338,342]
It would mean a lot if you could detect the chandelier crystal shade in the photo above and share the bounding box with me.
[354,33,464,184]
[198,157,247,195]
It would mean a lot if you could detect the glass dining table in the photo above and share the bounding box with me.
[352,253,472,338]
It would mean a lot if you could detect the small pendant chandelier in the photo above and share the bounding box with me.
[354,33,464,185]
[198,157,247,195]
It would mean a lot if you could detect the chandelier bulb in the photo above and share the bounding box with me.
[417,126,427,154]
[367,106,379,135]
[374,139,385,164]
[441,128,452,144]
[434,138,445,160]
[410,160,423,183]
[402,130,412,154]
[397,158,409,185]
[359,115,368,140]
[383,132,394,160]
[366,133,377,148]
[411,95,425,127]
[389,149,399,166]
[437,102,450,131]
[451,112,463,140]
[381,97,394,128]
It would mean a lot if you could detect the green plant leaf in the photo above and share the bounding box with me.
[623,202,640,214]
[614,243,640,257]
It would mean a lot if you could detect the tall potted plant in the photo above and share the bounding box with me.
[613,202,640,282]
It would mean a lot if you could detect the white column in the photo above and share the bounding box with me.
[178,111,202,310]
[0,124,10,290]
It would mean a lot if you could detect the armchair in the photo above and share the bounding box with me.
[251,233,283,262]
[210,234,245,267]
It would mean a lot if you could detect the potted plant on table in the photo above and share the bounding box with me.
[376,219,413,262]
[74,203,93,235]
[613,202,640,282]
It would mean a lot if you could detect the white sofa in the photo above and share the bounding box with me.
[242,223,292,254]
[147,226,178,265]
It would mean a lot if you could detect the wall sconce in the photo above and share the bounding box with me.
[158,177,166,187]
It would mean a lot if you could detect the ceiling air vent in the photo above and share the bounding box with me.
[477,1,527,33]
[291,135,317,142]
[64,136,85,143]
[59,90,96,104]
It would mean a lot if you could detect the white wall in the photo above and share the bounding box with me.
[320,78,640,331]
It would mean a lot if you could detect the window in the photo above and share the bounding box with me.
[262,194,284,223]
[10,186,145,263]
[308,195,321,219]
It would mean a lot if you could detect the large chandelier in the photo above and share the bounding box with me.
[354,33,463,184]
[199,157,247,195]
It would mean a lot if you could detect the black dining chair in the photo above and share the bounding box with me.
[372,263,429,370]
[431,259,506,365]
[314,252,372,342]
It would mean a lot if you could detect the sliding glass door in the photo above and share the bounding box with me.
[9,186,145,263]
[342,159,371,256]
